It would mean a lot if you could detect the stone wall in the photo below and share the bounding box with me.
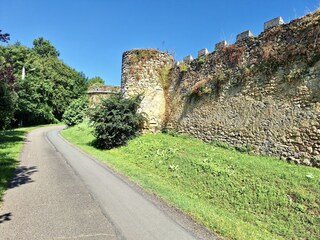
[121,49,174,130]
[87,85,120,105]
[121,10,320,167]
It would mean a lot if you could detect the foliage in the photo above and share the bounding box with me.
[62,97,88,127]
[129,49,158,63]
[0,30,10,43]
[190,78,211,96]
[178,62,188,72]
[158,64,172,90]
[197,56,206,64]
[15,76,57,125]
[0,82,17,129]
[256,10,320,78]
[0,54,17,129]
[62,125,320,240]
[190,70,229,98]
[220,45,245,66]
[90,95,145,149]
[32,37,59,58]
[87,76,104,89]
[0,38,87,126]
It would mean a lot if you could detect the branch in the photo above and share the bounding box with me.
[0,30,10,43]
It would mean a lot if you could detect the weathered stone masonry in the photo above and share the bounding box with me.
[121,10,320,167]
[121,50,174,130]
[87,85,120,105]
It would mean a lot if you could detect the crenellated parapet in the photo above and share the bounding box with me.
[121,10,320,167]
[181,15,286,64]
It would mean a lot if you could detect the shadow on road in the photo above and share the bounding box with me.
[0,213,12,224]
[8,166,37,189]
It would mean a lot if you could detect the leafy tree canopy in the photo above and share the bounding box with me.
[87,76,105,89]
[0,37,87,127]
[0,31,17,129]
[32,37,60,58]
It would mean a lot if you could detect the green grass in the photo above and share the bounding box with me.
[0,125,58,204]
[61,122,320,240]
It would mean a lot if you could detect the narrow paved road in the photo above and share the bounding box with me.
[0,126,214,240]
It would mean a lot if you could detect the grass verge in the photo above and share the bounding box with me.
[0,125,57,204]
[61,122,320,240]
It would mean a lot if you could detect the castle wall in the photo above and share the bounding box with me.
[87,85,120,105]
[121,10,320,167]
[121,49,174,130]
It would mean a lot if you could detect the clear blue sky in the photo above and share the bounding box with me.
[1,0,319,86]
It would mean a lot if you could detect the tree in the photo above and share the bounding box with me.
[15,76,56,125]
[0,37,87,126]
[0,30,10,43]
[32,37,59,58]
[87,76,105,89]
[0,37,17,128]
[0,82,16,129]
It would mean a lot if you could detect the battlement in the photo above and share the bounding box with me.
[120,9,320,167]
[180,14,289,63]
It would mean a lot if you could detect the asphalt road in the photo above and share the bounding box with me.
[0,126,216,240]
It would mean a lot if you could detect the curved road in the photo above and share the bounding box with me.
[0,126,215,240]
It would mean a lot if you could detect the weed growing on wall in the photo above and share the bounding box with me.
[190,78,211,97]
[178,62,188,72]
[220,45,245,66]
[157,64,175,128]
[197,57,206,64]
[189,69,229,98]
[158,64,172,90]
[128,49,159,63]
[256,12,320,79]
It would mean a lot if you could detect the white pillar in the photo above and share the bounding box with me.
[22,66,26,80]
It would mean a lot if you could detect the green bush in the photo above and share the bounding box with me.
[62,97,88,127]
[90,95,145,149]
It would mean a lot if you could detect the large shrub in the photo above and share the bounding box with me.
[90,95,145,149]
[62,97,88,127]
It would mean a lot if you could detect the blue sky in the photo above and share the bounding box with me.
[1,0,319,86]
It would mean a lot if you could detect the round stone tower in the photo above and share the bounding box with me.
[121,49,174,131]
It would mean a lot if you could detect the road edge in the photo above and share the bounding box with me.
[58,128,220,240]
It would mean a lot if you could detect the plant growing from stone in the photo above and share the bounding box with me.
[158,64,172,90]
[220,44,245,66]
[197,56,206,64]
[178,62,188,72]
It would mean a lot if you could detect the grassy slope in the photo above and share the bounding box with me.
[61,123,320,240]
